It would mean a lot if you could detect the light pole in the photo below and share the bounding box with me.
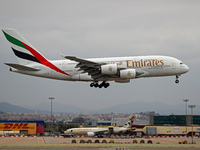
[49,97,54,136]
[188,105,196,144]
[183,99,189,136]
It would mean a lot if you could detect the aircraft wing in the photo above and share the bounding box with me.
[93,129,109,135]
[65,56,100,67]
[65,56,105,80]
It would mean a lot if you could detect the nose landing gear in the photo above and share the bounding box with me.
[175,75,179,84]
[90,81,110,88]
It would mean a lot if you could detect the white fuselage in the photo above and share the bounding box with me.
[3,29,189,87]
[65,128,108,135]
[10,55,189,82]
[65,127,130,136]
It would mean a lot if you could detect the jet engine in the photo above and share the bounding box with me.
[87,132,95,137]
[101,64,117,74]
[120,69,136,79]
[115,79,130,83]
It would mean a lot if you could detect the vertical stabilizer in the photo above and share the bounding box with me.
[2,28,47,65]
[2,28,71,76]
[124,116,135,128]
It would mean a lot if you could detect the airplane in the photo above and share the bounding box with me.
[2,28,189,88]
[64,116,135,137]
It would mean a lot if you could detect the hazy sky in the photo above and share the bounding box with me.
[0,0,200,114]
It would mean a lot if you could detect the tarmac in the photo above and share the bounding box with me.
[0,136,200,149]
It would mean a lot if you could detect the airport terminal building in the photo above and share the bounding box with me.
[132,115,200,137]
[149,115,200,126]
[0,120,44,136]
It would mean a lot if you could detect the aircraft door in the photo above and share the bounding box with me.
[172,63,176,69]
[62,61,66,70]
[70,129,73,134]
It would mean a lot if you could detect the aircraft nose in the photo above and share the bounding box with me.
[182,64,189,73]
[184,64,189,73]
[64,130,68,134]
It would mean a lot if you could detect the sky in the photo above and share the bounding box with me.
[0,0,200,114]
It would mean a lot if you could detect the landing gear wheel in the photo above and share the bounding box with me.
[175,80,179,84]
[99,84,103,88]
[104,83,110,88]
[90,83,94,87]
[94,83,99,88]
[175,75,179,84]
[99,81,106,89]
[90,81,110,88]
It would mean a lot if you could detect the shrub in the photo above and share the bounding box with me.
[94,139,100,143]
[156,142,160,144]
[183,140,187,144]
[71,139,76,143]
[109,139,114,143]
[80,139,85,143]
[179,141,187,144]
[140,140,145,144]
[102,139,107,143]
[87,139,92,143]
[133,140,137,144]
[147,140,153,144]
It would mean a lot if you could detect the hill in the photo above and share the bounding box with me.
[0,101,199,115]
[0,102,34,113]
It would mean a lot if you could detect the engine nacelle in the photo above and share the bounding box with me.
[87,132,95,137]
[101,64,117,75]
[120,69,136,79]
[115,79,130,83]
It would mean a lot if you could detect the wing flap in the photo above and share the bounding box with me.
[88,70,100,75]
[5,63,40,71]
[92,73,103,79]
[65,56,105,80]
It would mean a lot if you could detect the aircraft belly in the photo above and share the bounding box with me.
[80,73,93,81]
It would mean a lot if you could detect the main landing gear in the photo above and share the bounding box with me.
[90,81,110,88]
[175,75,179,84]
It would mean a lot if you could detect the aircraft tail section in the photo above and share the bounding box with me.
[2,28,47,65]
[130,116,135,124]
[5,63,40,71]
[2,28,71,76]
[124,116,135,128]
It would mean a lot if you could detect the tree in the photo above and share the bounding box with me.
[72,117,85,123]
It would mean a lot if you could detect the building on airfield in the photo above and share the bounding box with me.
[0,120,44,136]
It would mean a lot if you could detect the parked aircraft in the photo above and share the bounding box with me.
[2,29,189,88]
[64,116,135,137]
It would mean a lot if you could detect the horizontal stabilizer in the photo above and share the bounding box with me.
[5,63,40,71]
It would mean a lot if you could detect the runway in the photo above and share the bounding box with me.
[0,136,200,149]
[0,147,198,150]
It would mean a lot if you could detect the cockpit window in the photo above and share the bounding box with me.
[180,62,183,64]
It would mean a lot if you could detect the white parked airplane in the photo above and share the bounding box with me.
[64,116,135,137]
[2,29,189,88]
